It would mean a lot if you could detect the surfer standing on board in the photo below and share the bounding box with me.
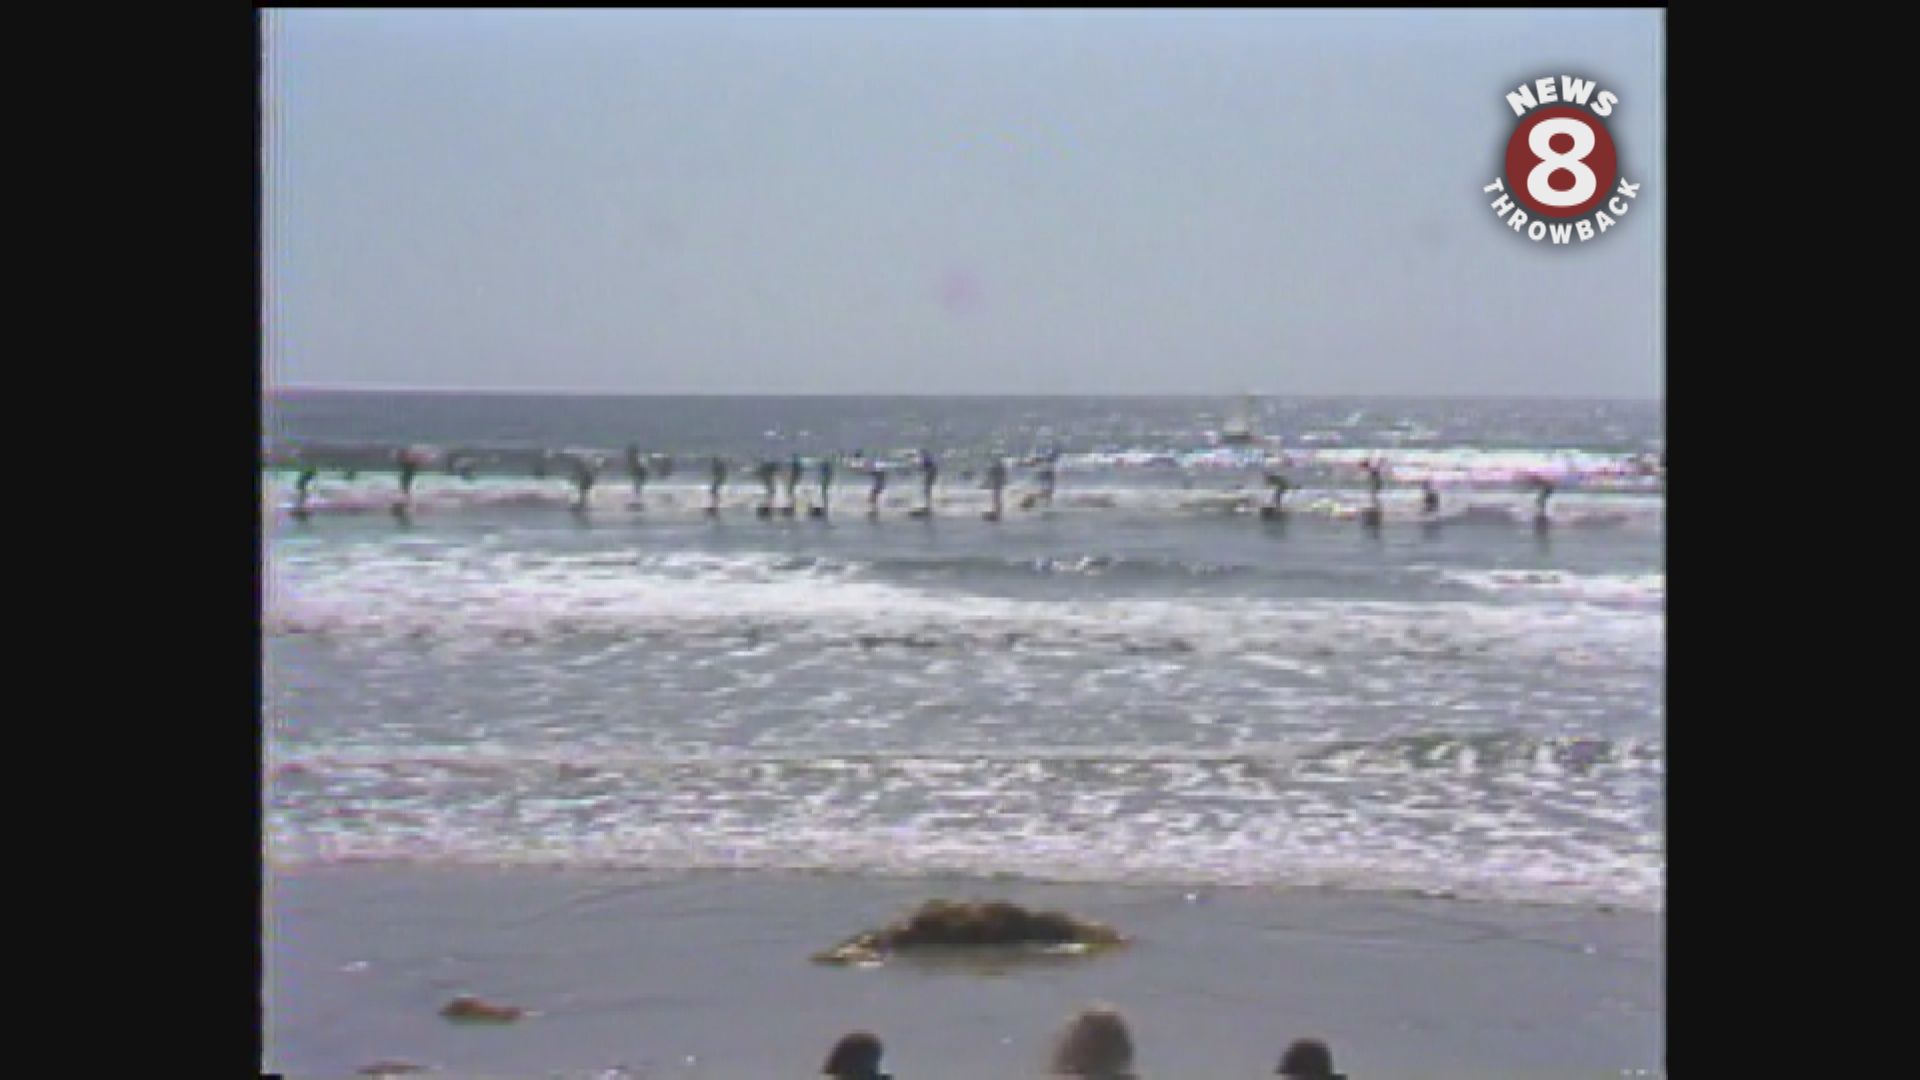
[1421,479,1440,515]
[1361,458,1385,510]
[867,459,887,513]
[1264,468,1291,512]
[396,450,420,501]
[567,454,598,511]
[785,454,804,513]
[817,455,834,514]
[707,455,726,512]
[919,449,938,512]
[294,466,318,509]
[757,459,779,513]
[1354,457,1387,531]
[985,456,1008,518]
[1037,450,1059,507]
[626,443,649,500]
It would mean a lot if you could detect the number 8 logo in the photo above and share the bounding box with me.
[1527,117,1596,208]
[1505,105,1617,219]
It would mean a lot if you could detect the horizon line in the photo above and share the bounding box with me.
[266,382,1664,403]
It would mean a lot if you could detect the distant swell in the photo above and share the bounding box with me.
[267,549,1658,662]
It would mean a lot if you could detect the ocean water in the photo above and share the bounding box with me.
[263,393,1664,912]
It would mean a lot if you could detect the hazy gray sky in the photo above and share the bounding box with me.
[263,9,1663,397]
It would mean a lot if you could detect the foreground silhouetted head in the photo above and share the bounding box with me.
[1276,1037,1346,1079]
[823,1031,888,1078]
[1049,1004,1136,1078]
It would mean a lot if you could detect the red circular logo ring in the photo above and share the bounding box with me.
[1504,105,1618,219]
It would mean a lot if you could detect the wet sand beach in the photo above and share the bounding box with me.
[267,865,1660,1079]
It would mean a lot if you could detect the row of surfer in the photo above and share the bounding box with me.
[291,446,1061,521]
[288,447,1557,525]
[1261,457,1554,526]
[711,448,1052,520]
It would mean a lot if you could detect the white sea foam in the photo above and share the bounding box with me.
[267,546,1660,666]
[267,736,1663,910]
[1435,569,1666,608]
